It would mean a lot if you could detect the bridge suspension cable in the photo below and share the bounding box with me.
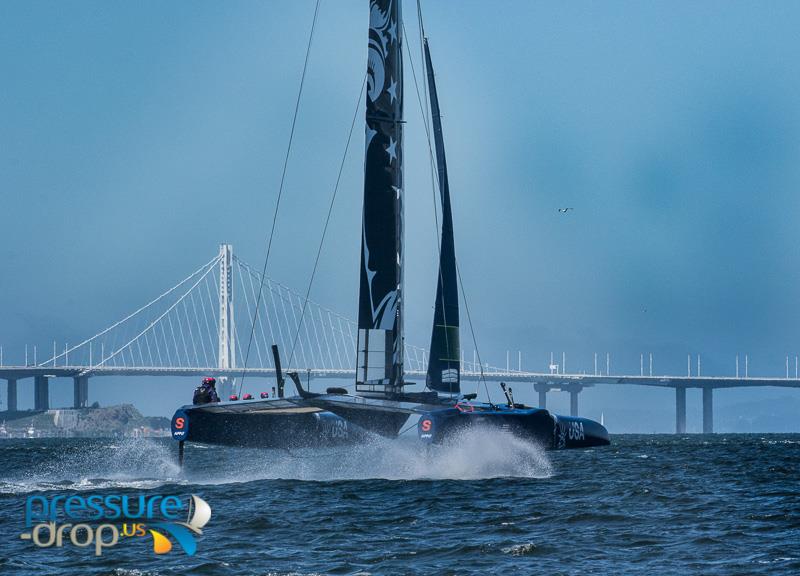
[38,255,222,369]
[20,247,477,379]
[82,259,220,373]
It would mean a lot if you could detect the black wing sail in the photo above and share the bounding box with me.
[357,0,405,395]
[424,38,460,395]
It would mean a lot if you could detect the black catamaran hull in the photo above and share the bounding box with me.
[417,406,610,450]
[172,394,609,451]
[171,400,376,448]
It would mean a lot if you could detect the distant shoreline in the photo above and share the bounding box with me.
[0,404,170,439]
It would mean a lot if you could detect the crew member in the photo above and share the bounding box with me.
[193,377,220,404]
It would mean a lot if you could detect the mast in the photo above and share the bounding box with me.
[356,0,405,396]
[423,38,460,395]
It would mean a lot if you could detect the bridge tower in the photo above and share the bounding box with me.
[218,244,235,399]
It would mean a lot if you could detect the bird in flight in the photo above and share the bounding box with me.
[557,207,573,213]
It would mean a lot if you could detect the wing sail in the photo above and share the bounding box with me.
[424,38,460,395]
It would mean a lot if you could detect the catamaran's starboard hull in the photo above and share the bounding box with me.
[172,399,369,448]
[417,406,610,449]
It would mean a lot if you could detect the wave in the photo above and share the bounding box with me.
[184,427,553,484]
[0,438,182,494]
[0,428,552,492]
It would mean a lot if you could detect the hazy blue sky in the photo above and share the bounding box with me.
[2,1,800,429]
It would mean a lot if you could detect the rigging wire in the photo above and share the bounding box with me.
[286,72,368,371]
[416,0,429,128]
[41,255,220,367]
[401,21,493,405]
[238,0,322,396]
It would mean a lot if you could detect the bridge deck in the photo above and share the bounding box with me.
[2,366,800,389]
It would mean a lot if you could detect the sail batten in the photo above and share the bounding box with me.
[424,38,460,395]
[357,0,404,395]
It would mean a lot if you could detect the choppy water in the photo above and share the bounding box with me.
[0,433,798,575]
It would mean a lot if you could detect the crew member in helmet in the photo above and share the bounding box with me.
[193,377,220,405]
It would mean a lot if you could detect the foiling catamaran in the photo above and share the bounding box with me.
[171,0,609,459]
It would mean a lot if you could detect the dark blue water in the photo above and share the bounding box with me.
[1,433,798,575]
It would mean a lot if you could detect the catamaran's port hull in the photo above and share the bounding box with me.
[174,403,366,448]
[172,396,414,448]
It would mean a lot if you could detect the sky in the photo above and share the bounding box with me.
[2,1,800,430]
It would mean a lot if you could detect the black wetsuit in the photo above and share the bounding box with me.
[205,385,220,403]
[194,383,220,404]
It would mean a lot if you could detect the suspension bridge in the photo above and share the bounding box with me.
[2,244,800,433]
[0,245,518,409]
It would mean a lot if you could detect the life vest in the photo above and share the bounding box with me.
[193,385,211,405]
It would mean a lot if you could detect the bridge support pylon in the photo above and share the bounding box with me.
[34,376,50,411]
[566,384,583,417]
[73,376,89,409]
[675,386,686,434]
[6,379,17,411]
[702,387,713,434]
[218,243,235,400]
[534,383,549,409]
